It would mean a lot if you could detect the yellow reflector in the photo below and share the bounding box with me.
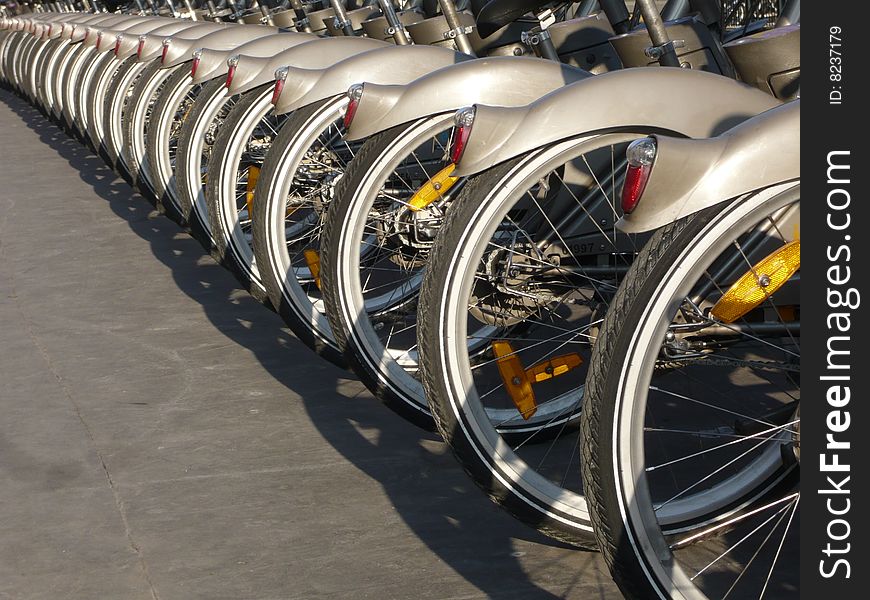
[409,163,458,211]
[303,249,322,289]
[527,353,583,383]
[245,165,261,215]
[710,240,801,324]
[492,341,537,420]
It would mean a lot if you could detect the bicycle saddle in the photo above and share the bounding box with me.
[476,0,553,38]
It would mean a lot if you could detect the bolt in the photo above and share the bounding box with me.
[759,274,772,287]
[511,376,521,386]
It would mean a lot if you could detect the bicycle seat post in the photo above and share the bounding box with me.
[288,0,314,32]
[377,0,412,45]
[182,0,199,20]
[636,0,682,67]
[599,0,631,34]
[438,0,476,56]
[521,8,558,62]
[329,0,356,36]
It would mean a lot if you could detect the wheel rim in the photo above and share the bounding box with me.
[260,96,356,345]
[429,132,657,528]
[182,83,234,242]
[613,185,800,599]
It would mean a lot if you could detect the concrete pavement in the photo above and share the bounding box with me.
[0,88,620,600]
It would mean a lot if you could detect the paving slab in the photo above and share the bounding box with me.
[0,87,621,600]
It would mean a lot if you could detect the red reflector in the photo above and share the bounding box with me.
[271,79,285,105]
[450,125,472,165]
[620,163,651,214]
[114,38,121,57]
[84,30,90,43]
[191,57,201,77]
[96,32,103,50]
[226,65,236,88]
[161,44,169,64]
[137,38,145,58]
[342,97,359,129]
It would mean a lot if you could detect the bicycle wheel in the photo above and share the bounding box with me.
[145,64,203,222]
[417,131,657,546]
[75,49,116,148]
[101,56,150,179]
[175,77,237,249]
[251,95,358,367]
[582,184,800,599]
[204,84,285,302]
[59,43,92,134]
[122,61,185,202]
[320,114,455,429]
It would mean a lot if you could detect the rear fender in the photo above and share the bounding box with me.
[114,18,181,58]
[192,32,315,85]
[162,25,279,69]
[69,16,128,43]
[273,45,471,116]
[81,17,148,49]
[58,15,112,41]
[137,23,227,63]
[118,17,182,59]
[619,100,799,233]
[44,15,79,40]
[453,68,783,177]
[86,18,156,53]
[227,36,389,96]
[345,57,591,141]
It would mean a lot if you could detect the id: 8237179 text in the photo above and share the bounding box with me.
[829,26,844,105]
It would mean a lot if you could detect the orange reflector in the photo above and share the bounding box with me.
[711,240,801,324]
[245,165,260,216]
[527,353,583,383]
[409,163,458,211]
[304,249,322,289]
[492,341,537,420]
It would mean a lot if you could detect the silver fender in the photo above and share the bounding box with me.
[453,68,783,177]
[81,16,155,46]
[274,45,471,116]
[85,18,160,54]
[113,18,180,58]
[619,100,800,233]
[345,57,591,142]
[137,23,229,63]
[227,36,389,96]
[70,16,130,43]
[192,32,315,85]
[162,25,278,69]
[59,15,119,41]
[44,15,80,39]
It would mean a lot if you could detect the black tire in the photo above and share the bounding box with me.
[99,56,142,180]
[581,188,800,599]
[58,43,90,136]
[319,121,448,430]
[174,77,229,250]
[80,50,118,154]
[204,84,274,304]
[417,156,599,548]
[121,60,173,203]
[145,64,196,224]
[250,96,347,366]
